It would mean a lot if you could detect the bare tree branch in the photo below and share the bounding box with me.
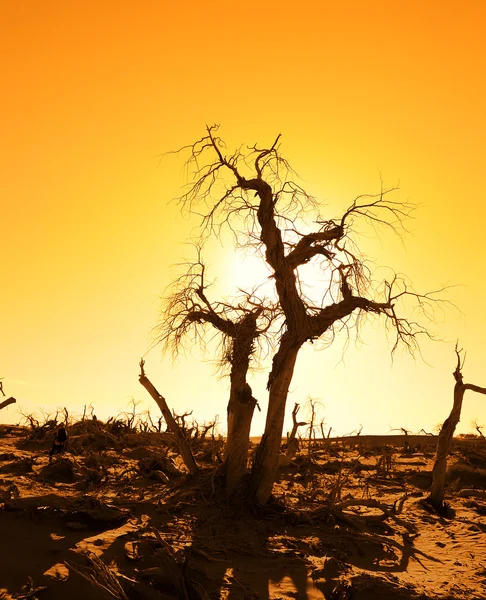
[160,126,455,504]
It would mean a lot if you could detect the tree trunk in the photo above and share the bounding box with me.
[0,397,16,411]
[139,361,198,474]
[223,312,260,495]
[249,340,300,504]
[225,386,256,494]
[429,382,465,508]
[430,373,486,509]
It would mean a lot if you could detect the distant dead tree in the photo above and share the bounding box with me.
[321,424,332,450]
[390,426,412,451]
[304,397,324,457]
[429,344,486,509]
[81,404,96,421]
[154,256,276,493]
[472,419,485,440]
[279,402,306,466]
[161,125,451,504]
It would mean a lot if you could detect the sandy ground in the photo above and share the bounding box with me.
[0,424,485,599]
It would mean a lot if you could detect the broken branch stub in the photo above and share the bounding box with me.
[278,403,306,467]
[0,397,16,411]
[138,359,198,474]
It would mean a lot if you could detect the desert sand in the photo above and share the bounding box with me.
[0,421,485,600]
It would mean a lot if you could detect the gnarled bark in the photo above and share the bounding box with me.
[225,384,257,494]
[250,335,300,503]
[429,381,465,508]
[224,313,261,493]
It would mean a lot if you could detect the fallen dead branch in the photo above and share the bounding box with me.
[66,553,130,600]
[13,576,48,599]
[333,494,414,533]
[152,528,190,600]
[337,495,408,516]
[457,488,486,499]
[296,487,414,535]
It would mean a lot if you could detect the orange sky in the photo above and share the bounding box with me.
[1,1,486,436]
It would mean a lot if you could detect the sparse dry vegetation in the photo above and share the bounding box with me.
[1,131,483,600]
[1,402,486,599]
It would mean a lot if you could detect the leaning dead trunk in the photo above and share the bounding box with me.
[138,359,198,474]
[429,381,466,508]
[249,339,300,504]
[0,397,16,411]
[429,347,486,509]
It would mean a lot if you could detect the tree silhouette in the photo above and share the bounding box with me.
[429,344,486,509]
[161,125,449,503]
[157,247,276,493]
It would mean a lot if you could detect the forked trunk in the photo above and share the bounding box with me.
[429,382,465,508]
[249,340,300,504]
[225,385,257,494]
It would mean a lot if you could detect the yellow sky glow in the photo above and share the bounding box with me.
[1,1,486,436]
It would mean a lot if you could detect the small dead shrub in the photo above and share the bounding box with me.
[447,463,486,490]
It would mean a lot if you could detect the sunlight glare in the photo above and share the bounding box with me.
[229,251,275,297]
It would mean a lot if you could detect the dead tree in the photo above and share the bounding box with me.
[429,345,486,509]
[390,426,412,451]
[165,125,451,504]
[155,252,275,493]
[279,402,306,466]
[139,359,198,474]
[305,397,321,457]
[287,403,307,443]
[319,422,332,446]
[472,420,485,440]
